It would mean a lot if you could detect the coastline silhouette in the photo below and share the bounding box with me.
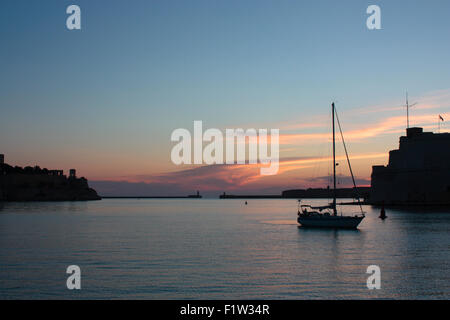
[0,154,100,201]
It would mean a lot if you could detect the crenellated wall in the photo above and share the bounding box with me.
[0,162,100,201]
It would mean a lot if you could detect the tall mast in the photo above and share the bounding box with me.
[405,92,417,130]
[335,106,365,215]
[406,92,409,129]
[332,102,337,215]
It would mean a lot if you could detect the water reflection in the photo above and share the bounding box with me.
[0,201,90,214]
[0,199,448,299]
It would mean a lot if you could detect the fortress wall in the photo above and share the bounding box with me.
[1,174,68,188]
[370,130,450,205]
[371,168,450,205]
[0,160,100,201]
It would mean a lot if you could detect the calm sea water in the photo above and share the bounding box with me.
[0,199,449,299]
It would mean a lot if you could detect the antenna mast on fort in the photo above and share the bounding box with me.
[405,91,417,129]
[438,114,445,133]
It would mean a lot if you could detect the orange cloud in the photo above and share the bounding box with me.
[279,113,444,145]
[115,152,385,193]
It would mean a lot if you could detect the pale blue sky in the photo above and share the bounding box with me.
[1,0,450,189]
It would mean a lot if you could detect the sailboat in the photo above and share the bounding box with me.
[297,102,365,229]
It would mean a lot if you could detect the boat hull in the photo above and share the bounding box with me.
[297,215,364,229]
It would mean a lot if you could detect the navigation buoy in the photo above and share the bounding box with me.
[379,205,387,220]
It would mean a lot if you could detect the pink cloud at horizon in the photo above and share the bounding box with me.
[90,151,386,196]
[79,89,450,190]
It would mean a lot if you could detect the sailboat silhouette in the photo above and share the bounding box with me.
[297,103,365,229]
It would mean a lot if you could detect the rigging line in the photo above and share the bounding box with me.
[334,106,364,215]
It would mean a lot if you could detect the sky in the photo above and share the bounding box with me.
[1,0,450,196]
